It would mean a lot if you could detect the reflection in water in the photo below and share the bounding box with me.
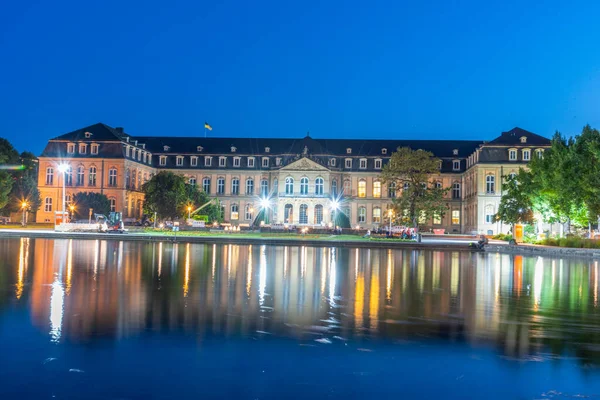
[2,239,600,365]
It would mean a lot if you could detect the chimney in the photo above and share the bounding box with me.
[115,127,124,134]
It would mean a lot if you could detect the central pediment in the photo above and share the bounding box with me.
[280,157,330,171]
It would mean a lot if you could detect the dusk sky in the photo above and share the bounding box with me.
[2,0,600,155]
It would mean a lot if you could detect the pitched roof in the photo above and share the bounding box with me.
[51,123,128,142]
[487,127,550,146]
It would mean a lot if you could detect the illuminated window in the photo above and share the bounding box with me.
[451,210,460,225]
[373,207,381,223]
[373,181,381,198]
[358,180,366,198]
[433,212,441,225]
[315,177,324,195]
[231,204,239,220]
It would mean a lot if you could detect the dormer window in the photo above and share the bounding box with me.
[205,156,212,167]
[91,143,99,155]
[374,159,382,169]
[125,146,130,157]
[381,148,387,155]
[197,146,203,152]
[191,156,198,167]
[359,159,367,169]
[330,158,336,167]
[522,149,531,161]
[84,132,92,138]
[233,157,241,167]
[219,156,227,167]
[262,157,269,167]
[509,149,517,161]
[265,147,270,153]
[346,148,352,154]
[79,143,87,154]
[452,160,460,171]
[176,156,184,166]
[452,149,459,155]
[345,158,352,169]
[141,143,145,149]
[276,158,282,166]
[159,156,167,166]
[520,136,527,143]
[163,145,170,152]
[248,157,255,168]
[67,143,75,154]
[231,146,237,153]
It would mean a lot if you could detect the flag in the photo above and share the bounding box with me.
[204,122,213,131]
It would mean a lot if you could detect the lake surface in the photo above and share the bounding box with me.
[1,238,600,399]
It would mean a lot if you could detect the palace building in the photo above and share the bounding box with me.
[37,123,551,234]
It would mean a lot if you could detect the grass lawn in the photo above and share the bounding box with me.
[0,224,54,230]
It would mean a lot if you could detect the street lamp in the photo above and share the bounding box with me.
[69,204,75,221]
[21,201,27,226]
[57,163,69,223]
[187,205,192,220]
[388,209,394,235]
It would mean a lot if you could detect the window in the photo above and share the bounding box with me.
[245,204,253,221]
[204,156,212,167]
[233,157,241,167]
[79,143,87,154]
[45,167,54,185]
[451,210,460,225]
[131,170,137,189]
[314,204,323,225]
[231,146,237,153]
[300,177,309,195]
[375,159,382,169]
[435,181,442,189]
[265,147,270,153]
[299,204,308,224]
[453,160,460,171]
[273,178,278,192]
[331,179,337,196]
[508,172,517,180]
[159,156,167,166]
[359,159,367,169]
[373,207,381,223]
[509,149,517,161]
[315,177,324,195]
[217,178,225,194]
[191,157,198,167]
[452,182,461,199]
[535,149,544,158]
[388,182,396,198]
[176,156,184,166]
[381,148,387,155]
[345,158,352,169]
[276,158,282,166]
[522,149,530,161]
[91,144,99,155]
[358,180,366,198]
[358,207,366,223]
[89,166,97,186]
[485,205,495,223]
[110,198,116,212]
[403,182,409,192]
[486,174,495,193]
[84,132,92,138]
[231,204,239,220]
[330,158,336,167]
[163,145,170,152]
[44,197,52,212]
[67,143,75,154]
[231,178,240,195]
[189,177,197,186]
[63,166,73,186]
[262,158,269,167]
[520,136,527,143]
[343,179,351,195]
[433,213,441,225]
[202,177,211,193]
[346,148,352,154]
[248,157,255,168]
[373,181,381,198]
[261,179,269,196]
[77,166,85,186]
[285,177,294,195]
[219,157,227,167]
[284,204,293,223]
[125,146,131,157]
[453,149,459,155]
[108,168,117,186]
[246,178,254,195]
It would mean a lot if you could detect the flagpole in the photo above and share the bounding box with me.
[204,126,207,138]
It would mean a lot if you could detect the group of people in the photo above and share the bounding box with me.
[364,227,418,239]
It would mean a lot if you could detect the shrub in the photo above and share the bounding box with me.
[540,237,600,249]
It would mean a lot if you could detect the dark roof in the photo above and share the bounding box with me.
[51,122,128,142]
[487,127,550,146]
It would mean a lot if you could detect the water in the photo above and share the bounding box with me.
[1,238,600,399]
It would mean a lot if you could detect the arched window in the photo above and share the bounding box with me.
[373,207,381,223]
[452,182,461,199]
[331,179,337,197]
[44,197,52,212]
[261,179,269,196]
[300,177,309,195]
[77,166,85,186]
[485,204,495,223]
[373,181,381,198]
[108,168,117,187]
[231,203,239,219]
[109,198,116,212]
[315,177,324,195]
[403,182,409,191]
[245,204,253,220]
[189,177,197,186]
[273,178,278,193]
[434,181,442,189]
[89,166,97,186]
[314,204,323,224]
[343,179,351,195]
[284,204,293,223]
[45,167,54,185]
[246,178,254,195]
[299,204,308,224]
[508,172,517,180]
[388,182,396,198]
[138,170,141,187]
[131,169,136,189]
[231,178,240,195]
[65,166,73,186]
[486,174,495,193]
[358,180,366,198]
[285,177,294,195]
[203,177,211,193]
[217,177,225,194]
[358,206,366,223]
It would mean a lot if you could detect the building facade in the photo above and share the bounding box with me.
[37,123,551,233]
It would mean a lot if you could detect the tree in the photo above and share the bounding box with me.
[4,152,41,215]
[142,171,187,219]
[184,184,222,223]
[72,192,111,220]
[496,174,535,226]
[380,147,449,230]
[0,138,21,211]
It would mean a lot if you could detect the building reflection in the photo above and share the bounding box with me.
[2,238,600,362]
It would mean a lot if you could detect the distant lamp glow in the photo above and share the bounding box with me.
[259,197,270,210]
[330,200,340,211]
[57,163,69,173]
[21,201,27,209]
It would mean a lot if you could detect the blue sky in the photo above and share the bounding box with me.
[1,0,600,154]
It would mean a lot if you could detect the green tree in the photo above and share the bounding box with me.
[142,171,187,219]
[184,184,222,223]
[4,152,41,214]
[0,138,20,211]
[496,174,535,226]
[380,147,449,229]
[72,192,111,220]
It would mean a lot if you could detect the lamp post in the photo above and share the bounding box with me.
[187,205,192,220]
[69,204,75,222]
[388,209,393,235]
[57,163,69,224]
[21,201,27,226]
